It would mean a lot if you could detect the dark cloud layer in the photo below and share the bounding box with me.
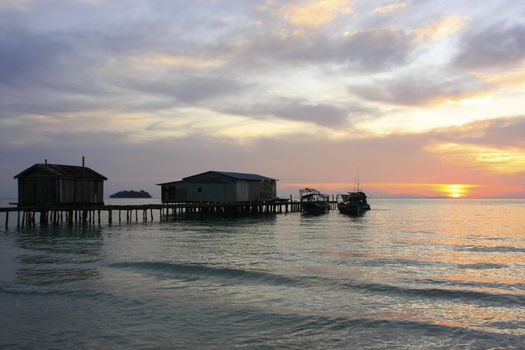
[222,98,379,127]
[124,74,248,104]
[349,73,486,106]
[0,29,73,87]
[480,117,525,147]
[434,115,525,148]
[237,29,413,71]
[454,22,525,69]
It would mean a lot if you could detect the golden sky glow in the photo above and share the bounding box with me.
[285,182,483,198]
[426,143,525,174]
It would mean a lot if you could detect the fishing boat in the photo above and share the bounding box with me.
[300,188,330,214]
[337,191,370,216]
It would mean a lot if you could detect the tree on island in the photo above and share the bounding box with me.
[110,190,152,198]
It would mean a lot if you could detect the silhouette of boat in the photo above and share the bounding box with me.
[337,191,370,216]
[300,188,330,214]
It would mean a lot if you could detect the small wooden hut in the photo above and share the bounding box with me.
[158,171,277,203]
[14,162,107,207]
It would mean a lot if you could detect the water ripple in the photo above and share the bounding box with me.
[342,281,525,307]
[109,261,302,286]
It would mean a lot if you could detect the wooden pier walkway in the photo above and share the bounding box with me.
[0,200,339,229]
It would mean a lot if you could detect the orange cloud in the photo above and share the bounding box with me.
[279,0,352,27]
[415,15,468,41]
[127,54,226,70]
[473,69,525,89]
[425,142,525,174]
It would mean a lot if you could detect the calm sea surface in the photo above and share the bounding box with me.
[1,199,525,349]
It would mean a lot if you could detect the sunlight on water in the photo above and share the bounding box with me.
[1,199,525,349]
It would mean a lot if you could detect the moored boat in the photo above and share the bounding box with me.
[300,188,330,214]
[338,191,370,216]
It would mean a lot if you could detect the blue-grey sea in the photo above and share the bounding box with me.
[1,198,525,349]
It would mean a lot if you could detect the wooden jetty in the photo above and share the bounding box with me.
[0,199,339,229]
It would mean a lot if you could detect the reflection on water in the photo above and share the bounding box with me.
[14,226,103,285]
[1,199,525,349]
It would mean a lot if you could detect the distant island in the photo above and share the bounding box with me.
[110,190,152,198]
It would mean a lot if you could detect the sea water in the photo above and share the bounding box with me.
[1,199,525,349]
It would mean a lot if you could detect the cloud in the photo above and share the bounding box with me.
[349,72,486,106]
[2,113,524,198]
[374,1,408,14]
[425,142,525,174]
[1,0,525,200]
[418,116,525,175]
[414,15,468,41]
[341,29,412,70]
[454,22,525,69]
[434,115,525,148]
[275,0,352,27]
[269,102,349,126]
[477,117,525,147]
[0,28,74,87]
[223,98,369,127]
[0,0,28,10]
[238,28,413,71]
[121,74,248,104]
[128,53,226,71]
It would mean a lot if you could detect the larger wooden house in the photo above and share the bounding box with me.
[14,162,107,206]
[158,171,277,203]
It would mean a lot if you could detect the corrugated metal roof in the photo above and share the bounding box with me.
[157,171,277,185]
[14,163,107,180]
[211,171,277,181]
[156,180,184,186]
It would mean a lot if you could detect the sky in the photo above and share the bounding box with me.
[1,0,525,199]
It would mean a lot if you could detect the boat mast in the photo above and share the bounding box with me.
[357,167,360,191]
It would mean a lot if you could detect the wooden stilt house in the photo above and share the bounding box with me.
[14,161,107,207]
[158,171,277,203]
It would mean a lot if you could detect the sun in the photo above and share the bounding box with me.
[436,184,475,198]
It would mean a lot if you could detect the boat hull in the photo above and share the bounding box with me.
[301,202,330,214]
[337,202,370,216]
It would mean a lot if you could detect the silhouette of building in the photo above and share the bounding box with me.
[158,171,277,203]
[14,161,107,206]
